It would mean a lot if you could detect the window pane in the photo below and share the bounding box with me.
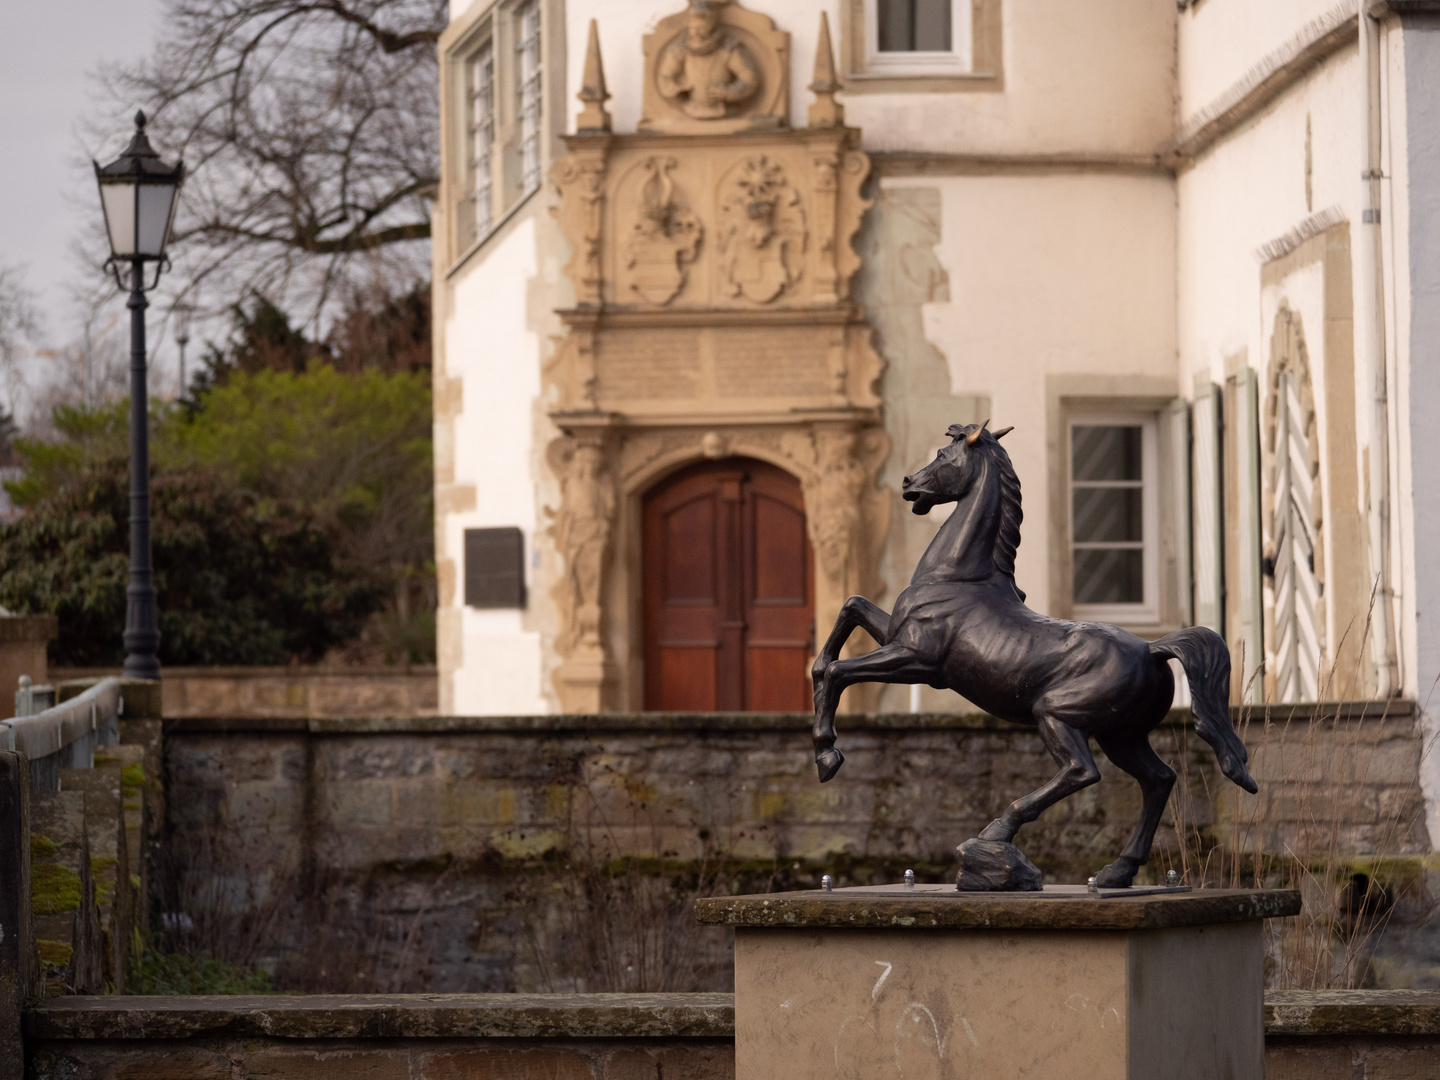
[1073,487,1143,543]
[1072,425,1142,482]
[914,0,951,50]
[1074,549,1144,605]
[878,0,951,52]
[516,0,543,194]
[466,40,495,238]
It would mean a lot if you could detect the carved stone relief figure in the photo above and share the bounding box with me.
[718,157,806,302]
[624,157,703,305]
[549,436,617,661]
[640,0,789,134]
[657,1,759,120]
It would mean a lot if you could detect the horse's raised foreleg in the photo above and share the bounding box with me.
[813,642,934,783]
[978,715,1100,842]
[1091,732,1177,887]
[811,596,893,774]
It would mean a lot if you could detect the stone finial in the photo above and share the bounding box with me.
[807,12,843,128]
[576,19,612,134]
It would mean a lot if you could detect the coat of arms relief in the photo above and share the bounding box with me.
[623,157,703,305]
[718,156,806,303]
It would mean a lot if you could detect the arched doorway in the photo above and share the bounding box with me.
[642,458,814,711]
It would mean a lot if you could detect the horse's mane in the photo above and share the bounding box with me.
[947,424,1023,576]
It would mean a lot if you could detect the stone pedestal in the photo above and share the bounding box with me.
[0,615,57,720]
[696,883,1300,1080]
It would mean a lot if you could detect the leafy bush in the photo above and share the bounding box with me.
[0,455,383,665]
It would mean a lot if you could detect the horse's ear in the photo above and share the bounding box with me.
[966,419,990,446]
[992,426,1014,440]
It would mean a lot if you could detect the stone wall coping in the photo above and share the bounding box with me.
[695,887,1303,931]
[163,701,1413,735]
[1265,989,1440,1035]
[23,992,736,1041]
[53,665,437,680]
[25,989,1440,1042]
[0,614,57,644]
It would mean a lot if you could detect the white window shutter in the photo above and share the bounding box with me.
[1236,366,1265,703]
[1165,397,1193,627]
[1191,377,1223,632]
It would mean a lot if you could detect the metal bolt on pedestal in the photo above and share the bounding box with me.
[821,875,834,892]
[903,869,916,888]
[1167,869,1179,887]
[1087,876,1099,896]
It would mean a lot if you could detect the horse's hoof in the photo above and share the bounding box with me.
[1093,858,1139,888]
[816,747,845,783]
[978,818,1012,842]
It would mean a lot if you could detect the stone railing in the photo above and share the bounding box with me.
[16,989,1440,1080]
[0,678,123,791]
[0,679,164,1078]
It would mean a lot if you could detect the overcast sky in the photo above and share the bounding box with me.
[1,0,168,416]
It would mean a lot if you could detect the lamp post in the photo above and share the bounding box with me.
[94,111,184,680]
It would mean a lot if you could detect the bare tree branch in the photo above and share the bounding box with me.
[93,0,445,326]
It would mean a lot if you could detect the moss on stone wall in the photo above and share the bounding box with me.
[31,833,59,859]
[35,940,73,969]
[91,856,119,909]
[32,862,82,914]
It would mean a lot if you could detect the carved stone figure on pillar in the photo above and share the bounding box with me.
[657,1,759,120]
[552,439,616,658]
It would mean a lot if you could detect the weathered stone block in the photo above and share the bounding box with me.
[244,1047,412,1080]
[602,1045,734,1080]
[419,1047,595,1080]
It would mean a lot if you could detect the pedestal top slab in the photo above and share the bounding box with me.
[696,884,1301,931]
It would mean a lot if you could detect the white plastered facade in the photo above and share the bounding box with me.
[434,0,1440,847]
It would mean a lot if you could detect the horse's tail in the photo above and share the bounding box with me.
[1149,627,1258,794]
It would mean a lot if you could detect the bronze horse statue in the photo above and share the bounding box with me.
[810,421,1257,888]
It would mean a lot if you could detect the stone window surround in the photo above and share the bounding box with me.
[1045,375,1187,637]
[438,0,566,270]
[840,0,1003,93]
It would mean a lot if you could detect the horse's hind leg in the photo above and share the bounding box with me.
[978,716,1100,843]
[1091,732,1176,888]
[811,596,892,768]
[813,642,934,783]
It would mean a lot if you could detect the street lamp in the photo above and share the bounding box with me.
[94,110,184,681]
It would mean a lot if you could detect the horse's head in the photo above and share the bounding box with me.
[902,420,1014,515]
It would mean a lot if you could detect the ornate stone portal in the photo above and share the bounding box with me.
[546,5,889,711]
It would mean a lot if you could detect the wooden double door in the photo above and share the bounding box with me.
[643,459,814,711]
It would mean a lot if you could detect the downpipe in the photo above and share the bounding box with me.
[1360,3,1399,697]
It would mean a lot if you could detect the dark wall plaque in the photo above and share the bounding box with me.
[464,527,527,609]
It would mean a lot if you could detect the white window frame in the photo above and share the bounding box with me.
[865,0,974,76]
[1069,412,1160,626]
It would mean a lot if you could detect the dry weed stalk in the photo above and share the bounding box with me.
[523,782,736,994]
[1155,598,1430,989]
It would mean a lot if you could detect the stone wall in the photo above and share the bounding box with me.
[54,666,438,720]
[161,703,1431,993]
[21,990,1440,1080]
